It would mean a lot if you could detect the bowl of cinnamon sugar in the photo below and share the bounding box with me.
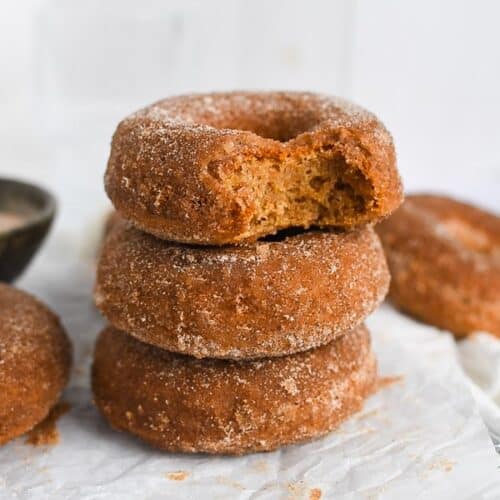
[0,178,56,282]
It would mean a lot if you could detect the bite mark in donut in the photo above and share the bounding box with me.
[207,147,375,241]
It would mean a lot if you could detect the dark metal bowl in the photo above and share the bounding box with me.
[0,178,57,282]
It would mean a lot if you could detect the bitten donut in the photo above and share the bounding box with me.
[95,219,389,359]
[377,194,500,337]
[92,324,376,455]
[105,91,402,244]
[0,284,72,445]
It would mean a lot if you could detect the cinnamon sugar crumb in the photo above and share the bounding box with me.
[310,488,322,500]
[428,458,456,472]
[355,408,380,420]
[288,483,322,499]
[288,481,306,498]
[251,459,268,472]
[26,401,71,446]
[166,470,190,481]
[377,374,404,390]
[216,476,245,490]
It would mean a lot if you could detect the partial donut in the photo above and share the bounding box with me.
[0,284,72,445]
[376,194,500,337]
[95,219,389,359]
[92,324,376,455]
[105,91,402,244]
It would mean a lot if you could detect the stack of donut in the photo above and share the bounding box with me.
[93,91,403,455]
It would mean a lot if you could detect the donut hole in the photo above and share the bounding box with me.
[196,105,320,143]
[231,115,317,142]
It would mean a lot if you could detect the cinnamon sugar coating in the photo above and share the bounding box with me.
[92,324,377,455]
[376,194,500,337]
[95,220,389,359]
[105,91,402,244]
[0,284,72,445]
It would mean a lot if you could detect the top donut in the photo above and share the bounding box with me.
[105,91,403,244]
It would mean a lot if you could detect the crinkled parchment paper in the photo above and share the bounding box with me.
[0,235,499,500]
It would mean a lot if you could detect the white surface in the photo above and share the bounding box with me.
[459,334,500,443]
[0,236,499,499]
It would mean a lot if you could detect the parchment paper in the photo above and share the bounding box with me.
[1,233,499,500]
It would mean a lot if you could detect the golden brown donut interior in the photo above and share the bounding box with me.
[212,152,373,238]
[197,105,374,234]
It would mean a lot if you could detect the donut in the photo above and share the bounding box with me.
[105,91,402,244]
[92,323,376,455]
[0,283,72,445]
[376,194,500,337]
[95,219,389,359]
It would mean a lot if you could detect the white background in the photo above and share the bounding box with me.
[1,0,499,237]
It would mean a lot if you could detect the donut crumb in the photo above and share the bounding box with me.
[166,470,189,481]
[310,488,322,500]
[377,375,404,390]
[26,401,71,446]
